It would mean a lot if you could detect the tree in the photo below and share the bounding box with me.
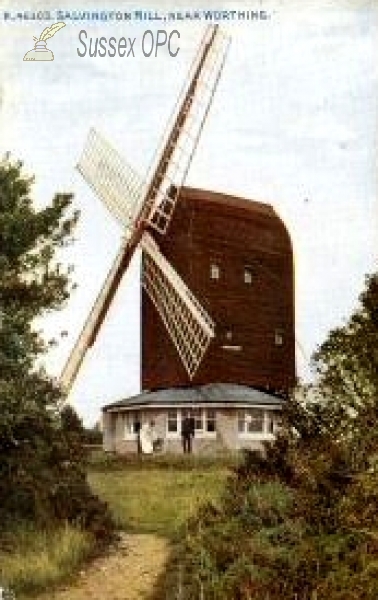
[0,165,76,359]
[60,404,85,434]
[311,273,378,465]
[0,155,113,540]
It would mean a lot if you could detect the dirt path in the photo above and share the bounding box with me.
[39,533,170,600]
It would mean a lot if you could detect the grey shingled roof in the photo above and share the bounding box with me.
[103,383,284,412]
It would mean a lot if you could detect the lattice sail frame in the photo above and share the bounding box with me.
[77,128,144,233]
[141,233,215,378]
[146,27,230,235]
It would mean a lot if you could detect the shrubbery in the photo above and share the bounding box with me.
[0,155,114,546]
[159,273,378,599]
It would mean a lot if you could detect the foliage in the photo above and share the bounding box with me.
[83,422,103,445]
[59,406,103,446]
[0,523,92,597]
[313,273,378,405]
[310,272,378,468]
[157,272,378,599]
[0,155,114,543]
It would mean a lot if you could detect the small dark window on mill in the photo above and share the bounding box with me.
[244,267,253,284]
[274,329,284,346]
[210,263,220,280]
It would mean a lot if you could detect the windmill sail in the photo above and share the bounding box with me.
[146,25,230,235]
[60,25,229,391]
[141,233,215,378]
[77,128,145,232]
[60,236,132,391]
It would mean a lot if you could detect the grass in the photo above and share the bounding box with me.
[0,523,92,598]
[89,454,231,538]
[1,452,233,597]
[87,448,238,472]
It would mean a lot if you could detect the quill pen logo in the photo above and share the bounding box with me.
[23,22,66,61]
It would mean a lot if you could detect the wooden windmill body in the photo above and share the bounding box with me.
[142,186,295,395]
[60,25,295,401]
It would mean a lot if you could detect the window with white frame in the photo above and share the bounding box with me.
[206,409,216,433]
[167,409,178,433]
[238,409,265,434]
[166,409,217,436]
[267,412,275,434]
[267,410,281,434]
[124,411,141,438]
[193,408,203,433]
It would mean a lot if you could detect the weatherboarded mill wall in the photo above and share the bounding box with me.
[142,187,295,395]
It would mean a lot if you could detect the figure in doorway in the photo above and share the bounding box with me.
[134,417,141,454]
[181,411,195,454]
[140,420,154,454]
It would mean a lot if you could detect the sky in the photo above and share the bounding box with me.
[0,0,377,425]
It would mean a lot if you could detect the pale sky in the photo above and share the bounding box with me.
[0,0,377,425]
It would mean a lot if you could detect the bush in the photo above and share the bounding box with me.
[0,157,115,552]
[158,439,378,599]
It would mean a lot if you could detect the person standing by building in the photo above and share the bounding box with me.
[181,411,195,453]
[134,417,141,454]
[140,421,154,454]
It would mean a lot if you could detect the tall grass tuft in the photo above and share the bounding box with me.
[0,523,92,596]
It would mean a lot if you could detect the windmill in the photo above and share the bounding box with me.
[60,25,230,392]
